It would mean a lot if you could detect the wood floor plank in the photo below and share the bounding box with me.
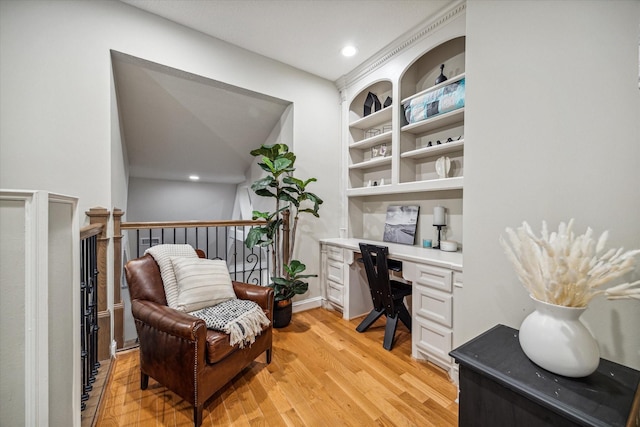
[95,308,458,426]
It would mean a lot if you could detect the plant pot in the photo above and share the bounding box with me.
[519,296,600,377]
[273,299,293,328]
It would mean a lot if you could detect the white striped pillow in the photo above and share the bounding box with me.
[145,244,197,309]
[170,257,236,313]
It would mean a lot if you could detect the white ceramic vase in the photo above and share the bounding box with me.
[518,296,600,378]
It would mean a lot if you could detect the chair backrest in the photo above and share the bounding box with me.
[359,243,395,314]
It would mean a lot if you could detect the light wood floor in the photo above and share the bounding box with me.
[96,308,458,426]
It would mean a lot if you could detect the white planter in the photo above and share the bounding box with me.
[519,296,600,378]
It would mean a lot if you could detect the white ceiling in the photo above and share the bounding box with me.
[120,0,453,81]
[114,0,454,184]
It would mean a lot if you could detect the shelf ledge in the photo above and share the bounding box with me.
[349,156,392,170]
[401,139,464,159]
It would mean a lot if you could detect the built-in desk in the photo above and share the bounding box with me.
[319,237,463,376]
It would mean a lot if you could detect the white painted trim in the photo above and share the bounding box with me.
[48,193,81,427]
[335,0,466,90]
[292,296,322,313]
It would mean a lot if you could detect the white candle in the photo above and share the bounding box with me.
[433,206,446,226]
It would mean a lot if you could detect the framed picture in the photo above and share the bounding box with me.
[383,205,420,245]
[372,143,388,158]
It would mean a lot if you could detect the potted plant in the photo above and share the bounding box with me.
[244,143,322,327]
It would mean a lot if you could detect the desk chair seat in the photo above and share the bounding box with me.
[356,243,412,350]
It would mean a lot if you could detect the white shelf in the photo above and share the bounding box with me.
[349,106,392,130]
[348,155,391,170]
[346,184,394,197]
[401,139,464,160]
[350,130,392,150]
[347,177,464,197]
[401,72,466,105]
[401,108,465,135]
[397,177,464,193]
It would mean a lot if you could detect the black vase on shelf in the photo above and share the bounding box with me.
[435,64,448,85]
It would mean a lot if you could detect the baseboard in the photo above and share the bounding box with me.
[292,296,322,313]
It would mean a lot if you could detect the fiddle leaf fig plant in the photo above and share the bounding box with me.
[244,143,323,302]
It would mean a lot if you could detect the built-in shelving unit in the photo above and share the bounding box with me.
[348,80,393,191]
[346,36,466,197]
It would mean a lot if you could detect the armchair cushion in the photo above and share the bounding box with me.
[170,257,236,312]
[145,244,197,308]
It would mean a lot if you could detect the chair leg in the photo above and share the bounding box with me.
[140,373,149,390]
[383,314,399,351]
[266,348,272,364]
[194,404,203,427]
[356,308,385,333]
[398,304,412,331]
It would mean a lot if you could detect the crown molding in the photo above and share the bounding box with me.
[335,0,466,91]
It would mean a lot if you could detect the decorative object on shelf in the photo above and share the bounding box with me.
[435,156,451,179]
[371,143,388,158]
[435,64,448,85]
[383,96,392,108]
[432,206,446,250]
[440,240,458,252]
[422,239,432,248]
[404,78,465,125]
[383,205,420,245]
[244,143,323,328]
[364,92,381,117]
[365,128,381,138]
[500,219,640,377]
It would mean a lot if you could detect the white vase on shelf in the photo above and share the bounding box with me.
[518,296,600,378]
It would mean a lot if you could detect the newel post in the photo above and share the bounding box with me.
[112,208,125,350]
[85,207,111,361]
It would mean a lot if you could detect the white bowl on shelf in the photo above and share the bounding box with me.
[440,240,458,252]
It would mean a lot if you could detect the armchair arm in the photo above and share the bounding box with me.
[233,281,274,316]
[132,299,206,341]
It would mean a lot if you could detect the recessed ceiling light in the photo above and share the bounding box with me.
[189,175,200,181]
[341,45,357,57]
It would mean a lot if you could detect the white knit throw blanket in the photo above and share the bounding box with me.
[189,299,270,348]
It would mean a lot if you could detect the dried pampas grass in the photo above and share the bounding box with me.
[500,219,640,307]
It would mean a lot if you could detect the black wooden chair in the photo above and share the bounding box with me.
[356,243,412,350]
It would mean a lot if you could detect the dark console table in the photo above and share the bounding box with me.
[450,325,640,427]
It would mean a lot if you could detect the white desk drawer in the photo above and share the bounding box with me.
[327,280,344,306]
[414,263,452,292]
[327,259,344,284]
[327,246,344,262]
[414,284,453,327]
[414,317,452,366]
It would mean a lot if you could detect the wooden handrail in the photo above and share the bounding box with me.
[80,223,104,240]
[121,219,265,230]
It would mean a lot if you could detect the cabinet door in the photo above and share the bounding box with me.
[327,280,344,306]
[414,284,453,327]
[413,317,453,367]
[327,259,344,284]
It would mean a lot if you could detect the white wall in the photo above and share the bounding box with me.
[462,1,640,369]
[0,0,341,344]
[127,177,237,222]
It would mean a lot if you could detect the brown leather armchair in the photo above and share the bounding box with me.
[124,251,273,427]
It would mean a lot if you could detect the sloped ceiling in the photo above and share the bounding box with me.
[112,52,290,184]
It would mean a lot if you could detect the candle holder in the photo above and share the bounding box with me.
[432,224,445,249]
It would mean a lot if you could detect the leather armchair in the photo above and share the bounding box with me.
[124,251,273,427]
